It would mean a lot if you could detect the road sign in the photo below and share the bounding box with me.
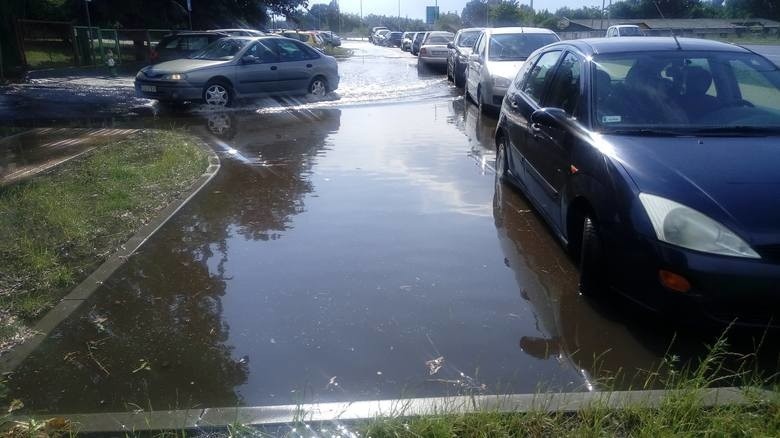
[426,6,439,25]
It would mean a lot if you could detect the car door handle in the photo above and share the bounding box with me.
[306,64,313,68]
[531,123,543,132]
[270,66,278,71]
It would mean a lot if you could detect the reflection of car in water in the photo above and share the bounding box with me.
[492,179,666,387]
[197,109,341,157]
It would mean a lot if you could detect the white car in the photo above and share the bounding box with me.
[417,31,454,70]
[465,27,559,111]
[605,25,645,37]
[211,29,265,37]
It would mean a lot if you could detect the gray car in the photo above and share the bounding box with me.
[135,36,340,107]
[465,27,559,111]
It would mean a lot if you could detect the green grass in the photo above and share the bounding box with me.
[24,49,73,68]
[0,130,208,350]
[323,46,354,58]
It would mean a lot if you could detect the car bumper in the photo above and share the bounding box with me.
[419,56,447,65]
[135,79,202,101]
[609,235,780,327]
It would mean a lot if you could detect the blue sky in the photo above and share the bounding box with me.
[310,1,606,20]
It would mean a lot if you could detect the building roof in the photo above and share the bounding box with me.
[567,17,780,31]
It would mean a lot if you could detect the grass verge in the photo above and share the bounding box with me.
[323,46,354,58]
[3,332,777,436]
[0,130,209,352]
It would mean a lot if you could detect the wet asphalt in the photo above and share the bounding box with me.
[2,41,778,414]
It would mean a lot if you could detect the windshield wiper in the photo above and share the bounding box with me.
[689,126,780,136]
[604,128,691,137]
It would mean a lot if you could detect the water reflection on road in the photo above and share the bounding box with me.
[2,44,777,415]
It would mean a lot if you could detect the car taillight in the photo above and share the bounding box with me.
[420,48,428,55]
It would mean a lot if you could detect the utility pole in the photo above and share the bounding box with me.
[600,0,605,31]
[187,0,192,30]
[398,0,400,31]
[84,0,94,65]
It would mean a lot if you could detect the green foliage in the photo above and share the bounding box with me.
[436,13,463,33]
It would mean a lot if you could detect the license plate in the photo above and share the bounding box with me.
[141,85,157,93]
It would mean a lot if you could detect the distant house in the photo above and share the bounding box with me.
[555,17,780,39]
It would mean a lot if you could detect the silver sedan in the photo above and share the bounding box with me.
[135,36,340,107]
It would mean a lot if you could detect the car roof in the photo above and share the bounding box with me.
[552,37,753,56]
[163,31,227,37]
[457,28,485,33]
[486,27,557,35]
[611,25,641,28]
[427,31,454,36]
[212,28,262,33]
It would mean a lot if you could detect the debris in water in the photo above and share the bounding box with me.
[326,376,339,390]
[7,399,24,413]
[132,359,151,374]
[425,356,445,376]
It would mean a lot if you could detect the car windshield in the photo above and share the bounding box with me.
[488,33,559,61]
[619,27,644,36]
[593,51,780,132]
[191,38,248,60]
[458,31,480,47]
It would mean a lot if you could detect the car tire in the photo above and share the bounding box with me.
[308,76,328,98]
[477,85,485,113]
[454,62,464,88]
[203,80,232,107]
[579,216,608,297]
[496,134,508,180]
[447,61,454,82]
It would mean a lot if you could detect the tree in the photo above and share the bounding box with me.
[436,12,463,32]
[490,0,522,26]
[462,0,489,27]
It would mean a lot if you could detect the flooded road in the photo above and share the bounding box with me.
[2,42,777,415]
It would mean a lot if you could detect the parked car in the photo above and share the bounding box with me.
[369,26,389,43]
[279,30,325,48]
[494,37,780,326]
[150,31,229,64]
[385,31,404,47]
[466,27,559,111]
[401,32,415,51]
[373,29,391,46]
[317,31,342,46]
[135,36,339,107]
[411,32,429,56]
[447,27,483,87]
[417,32,454,70]
[606,25,645,37]
[212,29,265,37]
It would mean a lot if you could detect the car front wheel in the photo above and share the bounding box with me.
[203,81,232,107]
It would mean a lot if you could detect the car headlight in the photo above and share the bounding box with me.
[494,76,511,88]
[162,73,187,80]
[136,70,146,79]
[638,193,760,258]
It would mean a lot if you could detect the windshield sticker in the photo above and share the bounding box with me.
[602,115,622,123]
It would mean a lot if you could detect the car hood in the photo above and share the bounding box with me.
[486,60,524,80]
[145,58,230,74]
[602,134,780,247]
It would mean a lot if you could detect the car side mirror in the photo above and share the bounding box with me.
[530,108,567,130]
[241,54,260,64]
[469,53,480,63]
[446,42,454,49]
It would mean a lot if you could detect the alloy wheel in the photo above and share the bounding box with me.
[204,84,229,107]
[310,79,327,97]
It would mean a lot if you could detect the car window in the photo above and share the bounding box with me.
[276,39,316,62]
[544,52,582,116]
[489,33,559,61]
[477,33,487,56]
[458,31,480,48]
[183,36,210,51]
[514,53,541,87]
[729,58,780,110]
[191,38,248,60]
[162,37,179,49]
[245,40,278,63]
[521,50,562,104]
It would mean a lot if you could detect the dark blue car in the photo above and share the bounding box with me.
[495,37,780,326]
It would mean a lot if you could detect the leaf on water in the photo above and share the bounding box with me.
[131,359,151,373]
[45,417,71,431]
[7,399,23,413]
[426,356,445,376]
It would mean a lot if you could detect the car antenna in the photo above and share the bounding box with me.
[653,0,682,50]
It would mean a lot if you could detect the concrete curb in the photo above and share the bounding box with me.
[0,136,220,374]
[14,387,773,433]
